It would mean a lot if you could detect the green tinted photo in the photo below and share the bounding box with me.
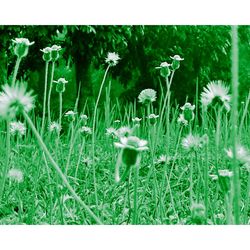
[0,25,247,225]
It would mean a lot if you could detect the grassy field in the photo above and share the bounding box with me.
[0,32,249,225]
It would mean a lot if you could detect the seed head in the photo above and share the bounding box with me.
[138,89,157,105]
[105,52,120,66]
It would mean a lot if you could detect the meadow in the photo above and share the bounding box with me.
[0,28,249,225]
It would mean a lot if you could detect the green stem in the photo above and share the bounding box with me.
[231,25,241,224]
[43,153,53,224]
[132,155,141,225]
[243,173,250,224]
[59,92,63,131]
[41,61,49,137]
[22,110,103,224]
[91,65,110,207]
[47,61,55,125]
[0,119,10,202]
[12,57,22,85]
[65,122,75,174]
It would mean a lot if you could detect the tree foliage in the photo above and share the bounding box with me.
[0,25,250,110]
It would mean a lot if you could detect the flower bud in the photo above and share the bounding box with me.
[218,170,233,193]
[161,62,171,78]
[41,47,52,62]
[12,38,34,58]
[54,78,68,93]
[64,110,77,122]
[147,114,159,125]
[190,203,206,225]
[51,45,61,62]
[122,148,138,166]
[170,55,184,70]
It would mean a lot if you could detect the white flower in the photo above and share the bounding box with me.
[181,102,195,111]
[201,80,231,111]
[79,126,92,135]
[182,134,205,151]
[154,155,172,165]
[155,62,171,69]
[218,169,233,177]
[10,121,26,136]
[106,127,117,137]
[8,169,24,183]
[225,144,250,164]
[40,47,52,53]
[53,78,68,85]
[12,38,35,58]
[0,83,35,119]
[170,55,184,61]
[116,126,132,138]
[147,114,159,119]
[138,89,157,104]
[65,110,77,116]
[51,45,62,51]
[48,121,61,132]
[114,120,121,124]
[132,117,142,123]
[64,110,77,121]
[12,38,34,46]
[177,114,188,126]
[80,114,88,120]
[105,52,120,66]
[114,136,148,151]
[209,174,219,181]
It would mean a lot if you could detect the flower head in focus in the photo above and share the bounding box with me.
[12,38,34,58]
[53,78,68,93]
[138,89,157,105]
[156,62,171,78]
[105,52,120,66]
[40,47,52,62]
[180,102,195,122]
[50,45,62,61]
[0,83,35,119]
[170,55,184,70]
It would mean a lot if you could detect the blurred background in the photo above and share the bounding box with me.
[0,25,249,114]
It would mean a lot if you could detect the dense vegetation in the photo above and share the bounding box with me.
[0,26,249,225]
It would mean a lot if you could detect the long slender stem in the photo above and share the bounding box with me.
[12,57,22,85]
[59,92,63,130]
[47,61,55,125]
[41,61,49,137]
[231,25,241,224]
[132,155,141,225]
[0,119,10,202]
[22,110,103,224]
[91,65,110,207]
[65,122,75,174]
